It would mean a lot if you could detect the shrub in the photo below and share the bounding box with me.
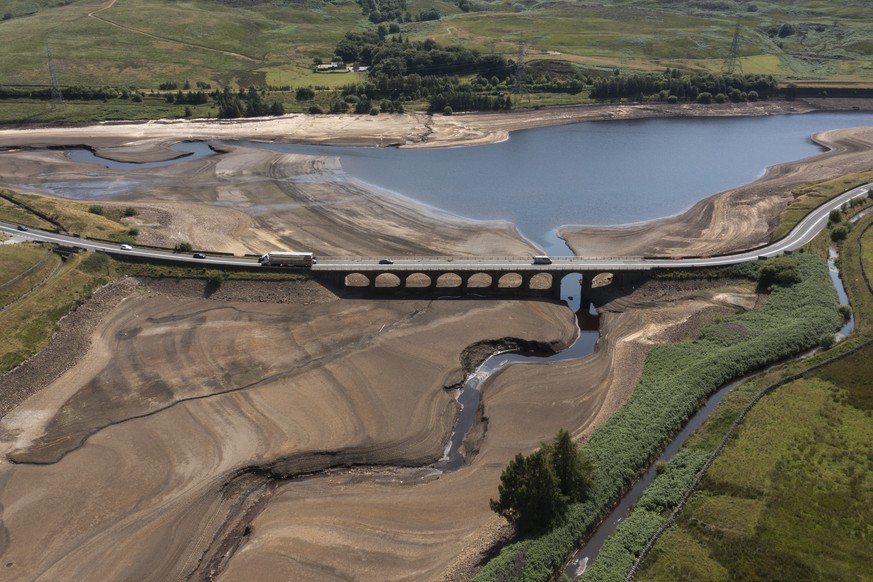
[123,207,137,217]
[757,257,801,290]
[696,92,713,104]
[88,205,104,215]
[174,242,193,253]
[831,224,849,242]
[296,87,315,101]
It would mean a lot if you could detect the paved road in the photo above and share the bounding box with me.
[1,181,869,272]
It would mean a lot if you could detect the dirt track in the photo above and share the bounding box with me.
[0,100,872,580]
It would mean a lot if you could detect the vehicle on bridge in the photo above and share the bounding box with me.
[532,255,552,265]
[258,251,316,267]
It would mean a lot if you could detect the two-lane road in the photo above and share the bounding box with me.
[1,181,869,272]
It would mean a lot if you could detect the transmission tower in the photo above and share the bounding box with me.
[45,45,64,109]
[511,36,528,96]
[722,18,743,75]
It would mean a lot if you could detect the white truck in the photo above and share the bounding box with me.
[258,251,316,267]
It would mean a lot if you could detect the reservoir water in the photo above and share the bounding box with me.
[231,112,872,254]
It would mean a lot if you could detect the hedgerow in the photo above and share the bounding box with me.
[582,448,709,581]
[476,254,841,581]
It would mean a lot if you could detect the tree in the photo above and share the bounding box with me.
[829,209,842,224]
[830,224,849,242]
[757,257,801,289]
[550,429,592,502]
[490,428,593,534]
[175,242,193,253]
[490,450,566,534]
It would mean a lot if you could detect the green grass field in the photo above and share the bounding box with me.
[2,0,873,122]
[0,248,97,374]
[637,369,873,581]
[630,213,873,581]
[0,189,133,240]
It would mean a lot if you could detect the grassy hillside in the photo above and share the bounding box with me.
[2,0,871,93]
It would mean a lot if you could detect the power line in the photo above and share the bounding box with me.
[511,35,528,96]
[722,17,743,75]
[46,45,65,109]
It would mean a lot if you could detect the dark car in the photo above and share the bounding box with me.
[192,252,206,259]
[16,225,28,232]
[378,258,394,265]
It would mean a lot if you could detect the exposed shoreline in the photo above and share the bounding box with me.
[3,98,872,261]
[0,99,872,580]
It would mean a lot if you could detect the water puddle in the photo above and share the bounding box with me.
[66,141,216,169]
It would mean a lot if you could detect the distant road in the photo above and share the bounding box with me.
[1,181,869,272]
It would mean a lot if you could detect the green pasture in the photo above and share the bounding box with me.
[0,250,96,375]
[624,213,873,581]
[639,372,873,581]
[0,190,134,240]
[2,0,873,106]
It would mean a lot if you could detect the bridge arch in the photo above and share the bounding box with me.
[374,272,402,287]
[345,273,370,287]
[497,273,523,288]
[405,272,433,288]
[436,273,462,288]
[466,273,493,288]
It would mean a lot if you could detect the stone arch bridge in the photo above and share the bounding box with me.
[311,259,653,300]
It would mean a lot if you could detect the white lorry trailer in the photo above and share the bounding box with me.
[258,251,316,267]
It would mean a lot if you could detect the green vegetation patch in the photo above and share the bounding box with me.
[0,252,107,375]
[772,171,873,241]
[811,343,873,410]
[0,245,59,310]
[639,375,873,581]
[0,189,133,240]
[689,494,763,537]
[583,448,709,582]
[478,253,842,581]
[0,195,56,230]
[637,525,730,582]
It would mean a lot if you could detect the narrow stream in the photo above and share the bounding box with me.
[433,274,599,472]
[564,253,854,579]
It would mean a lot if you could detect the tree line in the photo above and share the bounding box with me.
[333,31,513,112]
[590,69,778,103]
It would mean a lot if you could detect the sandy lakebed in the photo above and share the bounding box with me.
[0,99,872,580]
